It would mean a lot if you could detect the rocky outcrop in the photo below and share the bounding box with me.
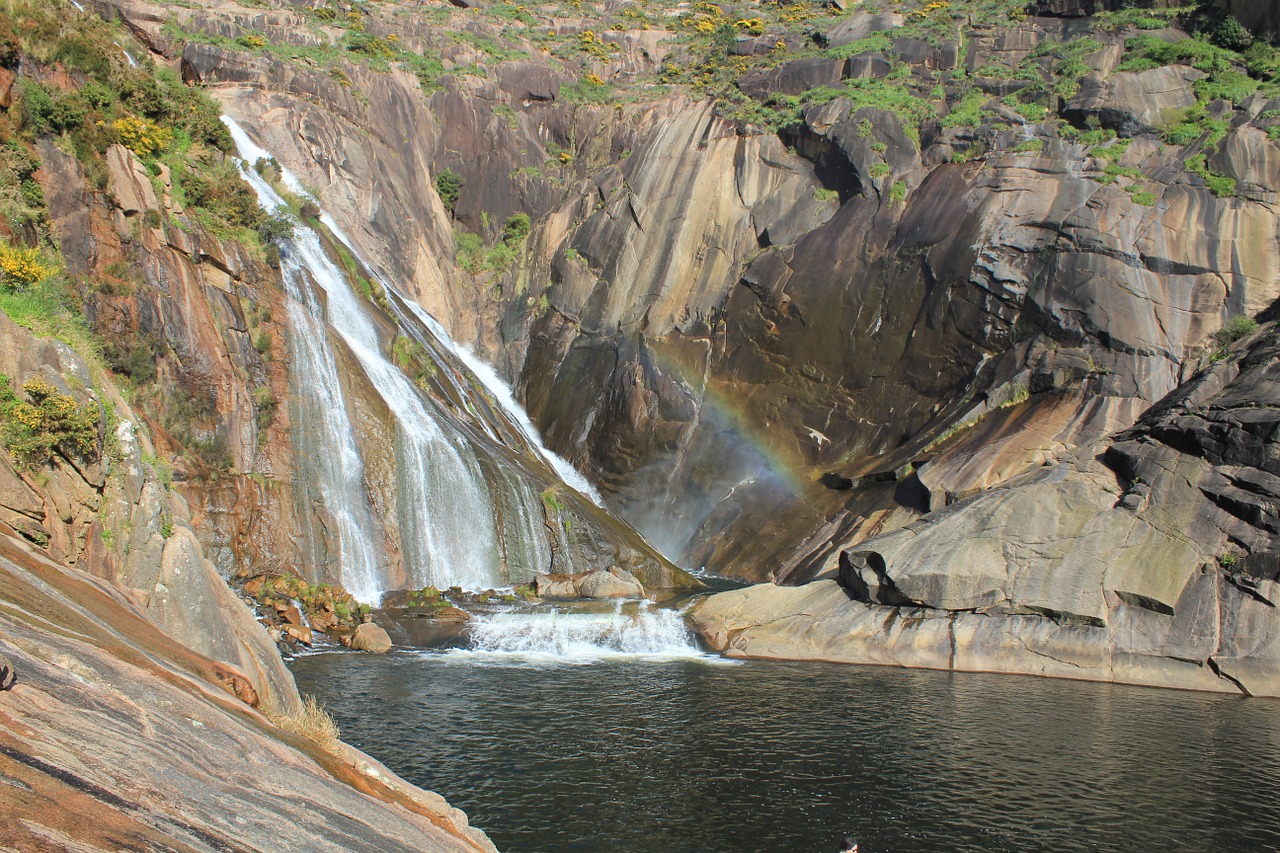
[691,323,1280,697]
[0,533,495,851]
[95,0,1280,686]
[198,2,1275,585]
[0,309,301,713]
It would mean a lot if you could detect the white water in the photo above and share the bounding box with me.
[114,42,139,67]
[221,122,601,509]
[405,302,605,506]
[449,602,713,664]
[228,119,504,597]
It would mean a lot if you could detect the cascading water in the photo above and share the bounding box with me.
[404,302,604,506]
[454,601,711,663]
[229,120,525,597]
[282,261,387,603]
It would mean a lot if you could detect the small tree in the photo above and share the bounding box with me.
[434,168,463,215]
[501,212,530,245]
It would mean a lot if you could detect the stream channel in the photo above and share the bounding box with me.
[291,602,1280,853]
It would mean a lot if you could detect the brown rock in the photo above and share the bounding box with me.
[533,572,580,598]
[281,605,305,626]
[350,622,392,653]
[431,606,472,623]
[283,623,313,646]
[577,567,646,599]
[104,144,158,215]
[212,662,260,707]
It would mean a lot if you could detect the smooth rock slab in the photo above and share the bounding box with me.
[0,535,495,852]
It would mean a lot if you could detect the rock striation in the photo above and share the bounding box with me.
[692,322,1280,696]
[0,532,495,851]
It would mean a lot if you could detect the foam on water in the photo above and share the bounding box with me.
[445,602,720,665]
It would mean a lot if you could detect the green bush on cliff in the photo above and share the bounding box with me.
[1213,315,1258,347]
[434,168,463,214]
[0,374,101,469]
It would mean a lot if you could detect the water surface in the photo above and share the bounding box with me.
[292,639,1280,852]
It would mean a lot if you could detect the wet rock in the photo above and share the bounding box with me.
[819,472,854,490]
[283,623,314,646]
[431,606,472,623]
[350,622,392,653]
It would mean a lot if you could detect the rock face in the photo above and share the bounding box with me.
[145,0,1280,591]
[691,324,1280,697]
[31,38,694,598]
[0,311,301,713]
[90,0,1280,690]
[0,534,495,852]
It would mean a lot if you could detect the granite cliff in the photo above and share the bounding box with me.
[82,0,1280,692]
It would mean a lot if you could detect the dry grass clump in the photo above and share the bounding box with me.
[266,693,341,752]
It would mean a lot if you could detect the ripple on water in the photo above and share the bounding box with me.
[292,653,1280,853]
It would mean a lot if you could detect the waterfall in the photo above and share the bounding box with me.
[283,262,386,603]
[228,120,511,598]
[453,602,709,663]
[404,301,605,506]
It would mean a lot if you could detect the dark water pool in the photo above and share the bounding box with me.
[292,651,1280,853]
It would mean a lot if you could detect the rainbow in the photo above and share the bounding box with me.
[641,340,815,500]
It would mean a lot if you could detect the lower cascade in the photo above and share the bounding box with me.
[455,603,709,662]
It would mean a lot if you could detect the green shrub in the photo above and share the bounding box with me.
[455,231,484,273]
[501,212,531,245]
[435,169,463,213]
[940,91,988,129]
[1213,314,1258,347]
[1185,154,1237,197]
[0,374,101,469]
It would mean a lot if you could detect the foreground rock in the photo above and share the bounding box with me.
[0,533,496,852]
[692,326,1280,697]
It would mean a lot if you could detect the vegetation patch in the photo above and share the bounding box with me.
[0,374,101,469]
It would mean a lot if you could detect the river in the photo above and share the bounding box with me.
[291,605,1280,853]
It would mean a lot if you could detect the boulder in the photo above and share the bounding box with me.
[739,58,847,99]
[105,144,158,215]
[283,623,314,646]
[350,622,392,653]
[577,567,646,600]
[533,573,580,598]
[824,10,904,48]
[1064,67,1202,137]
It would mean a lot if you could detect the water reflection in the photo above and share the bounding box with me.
[292,654,1280,853]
